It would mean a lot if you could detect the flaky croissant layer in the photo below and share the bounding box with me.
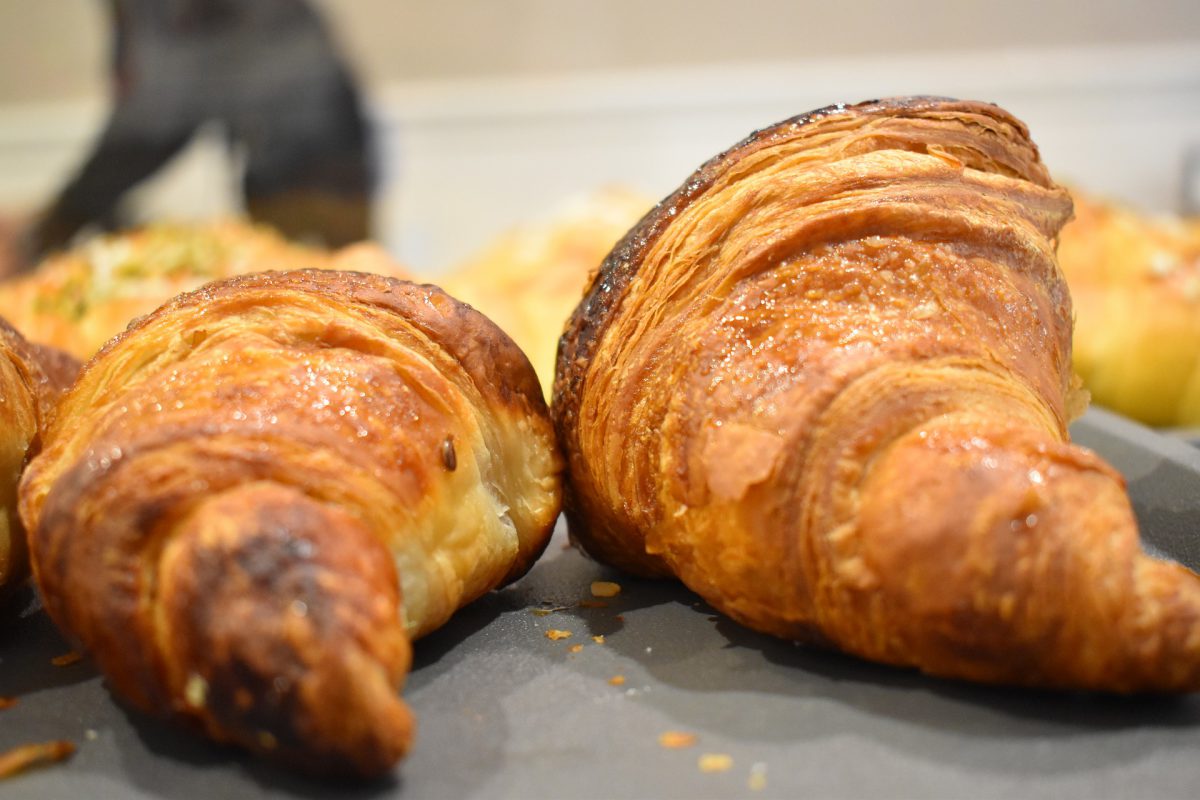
[21,270,562,775]
[553,97,1200,692]
[0,319,76,595]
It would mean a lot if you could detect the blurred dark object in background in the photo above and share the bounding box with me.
[21,0,374,268]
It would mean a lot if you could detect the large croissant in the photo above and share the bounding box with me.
[553,97,1200,692]
[0,319,76,595]
[20,270,562,775]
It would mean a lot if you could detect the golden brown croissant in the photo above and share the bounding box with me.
[441,187,652,395]
[0,220,409,361]
[0,319,77,595]
[20,270,562,775]
[1057,190,1200,427]
[553,96,1200,692]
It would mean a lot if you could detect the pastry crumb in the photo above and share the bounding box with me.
[50,651,82,667]
[658,731,697,749]
[609,675,626,686]
[699,753,733,773]
[590,581,621,598]
[545,629,573,641]
[531,603,570,616]
[748,761,768,791]
[592,635,606,644]
[0,697,16,711]
[184,673,208,708]
[84,730,98,742]
[569,644,584,654]
[0,741,75,779]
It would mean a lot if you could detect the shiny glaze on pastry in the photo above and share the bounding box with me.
[554,97,1200,692]
[21,269,561,775]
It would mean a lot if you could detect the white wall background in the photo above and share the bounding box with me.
[3,1,1198,103]
[0,2,1196,271]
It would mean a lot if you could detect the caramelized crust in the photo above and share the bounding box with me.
[20,270,562,775]
[553,97,1200,691]
[0,319,77,594]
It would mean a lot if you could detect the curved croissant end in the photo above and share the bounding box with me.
[553,96,1200,692]
[21,270,562,775]
[0,319,77,597]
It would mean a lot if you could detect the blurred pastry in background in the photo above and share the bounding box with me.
[22,0,374,268]
[441,187,652,394]
[1058,191,1200,428]
[0,220,408,361]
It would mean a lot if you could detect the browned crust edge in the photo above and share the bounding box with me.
[0,319,78,593]
[552,96,1041,437]
[86,268,550,426]
[0,319,78,429]
[55,267,560,598]
[549,95,1051,572]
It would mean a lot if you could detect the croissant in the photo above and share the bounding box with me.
[0,320,76,597]
[553,96,1200,692]
[0,220,408,361]
[1057,190,1200,427]
[19,270,562,775]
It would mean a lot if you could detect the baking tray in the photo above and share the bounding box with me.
[3,406,1199,799]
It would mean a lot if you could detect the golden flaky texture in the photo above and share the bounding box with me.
[20,270,562,776]
[1058,191,1200,427]
[554,97,1200,693]
[0,220,408,361]
[441,187,652,395]
[0,319,76,594]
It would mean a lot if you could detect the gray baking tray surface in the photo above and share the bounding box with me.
[3,406,1200,799]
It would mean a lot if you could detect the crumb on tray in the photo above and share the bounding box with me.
[590,581,621,598]
[658,731,698,749]
[50,651,82,667]
[592,635,605,644]
[0,741,76,779]
[545,629,573,641]
[609,675,626,686]
[569,644,584,654]
[698,753,733,773]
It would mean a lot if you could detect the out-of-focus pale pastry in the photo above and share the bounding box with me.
[0,220,409,361]
[1057,191,1200,427]
[441,187,652,395]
